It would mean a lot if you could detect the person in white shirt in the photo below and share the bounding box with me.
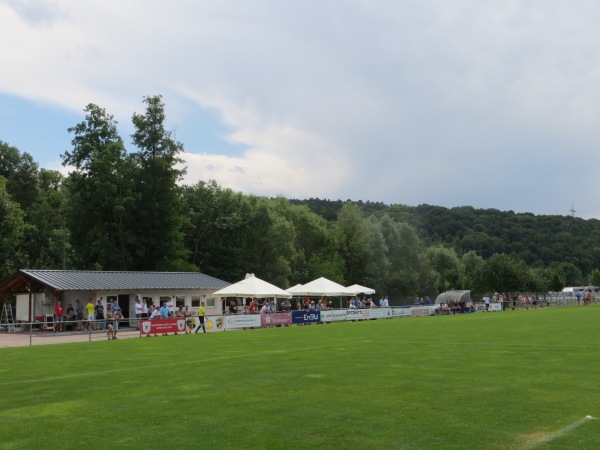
[135,298,143,329]
[142,298,148,318]
[166,297,175,317]
[149,306,161,319]
[483,295,491,312]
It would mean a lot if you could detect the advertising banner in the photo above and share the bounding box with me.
[411,307,435,316]
[224,314,261,330]
[292,311,321,324]
[369,308,391,320]
[140,318,187,335]
[345,309,371,320]
[189,315,225,332]
[320,310,349,322]
[389,307,412,317]
[261,312,292,327]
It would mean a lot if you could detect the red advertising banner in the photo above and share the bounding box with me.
[140,319,187,335]
[260,312,292,327]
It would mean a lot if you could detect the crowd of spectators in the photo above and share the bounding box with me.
[220,295,392,314]
[434,300,475,315]
[413,296,433,305]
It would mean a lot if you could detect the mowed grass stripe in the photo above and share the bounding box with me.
[1,307,599,449]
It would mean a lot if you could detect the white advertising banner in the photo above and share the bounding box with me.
[319,309,371,322]
[320,310,349,322]
[224,314,261,330]
[369,308,392,319]
[345,309,371,320]
[389,307,412,317]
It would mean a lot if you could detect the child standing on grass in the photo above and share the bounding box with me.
[106,309,114,340]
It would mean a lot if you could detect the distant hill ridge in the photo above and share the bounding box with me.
[290,198,600,278]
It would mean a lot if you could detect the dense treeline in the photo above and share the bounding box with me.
[2,96,600,301]
[291,200,600,285]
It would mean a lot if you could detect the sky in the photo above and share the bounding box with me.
[2,0,600,219]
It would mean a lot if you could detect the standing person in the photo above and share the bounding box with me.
[135,298,143,330]
[282,298,292,312]
[111,300,122,337]
[195,302,206,334]
[112,306,123,339]
[105,307,115,340]
[166,296,175,317]
[95,298,106,331]
[248,300,258,314]
[173,306,184,335]
[65,304,75,330]
[54,300,63,332]
[85,298,95,331]
[65,303,75,319]
[75,299,83,330]
[184,306,193,334]
[160,302,169,319]
[142,298,149,319]
[483,295,491,312]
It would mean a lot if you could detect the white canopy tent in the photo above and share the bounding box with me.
[287,277,355,297]
[287,283,304,293]
[346,284,376,295]
[212,274,292,299]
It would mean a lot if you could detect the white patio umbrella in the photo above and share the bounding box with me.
[287,283,304,292]
[212,274,292,298]
[346,284,376,295]
[287,277,355,297]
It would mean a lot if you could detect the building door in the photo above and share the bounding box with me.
[118,294,131,326]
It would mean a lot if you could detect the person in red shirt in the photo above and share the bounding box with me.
[248,299,258,314]
[54,300,64,332]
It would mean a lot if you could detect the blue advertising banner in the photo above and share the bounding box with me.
[292,311,321,324]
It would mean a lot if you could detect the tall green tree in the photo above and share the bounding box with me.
[426,244,460,292]
[334,203,381,286]
[379,215,436,298]
[0,141,39,211]
[130,95,189,270]
[459,251,484,289]
[24,170,74,269]
[283,202,340,284]
[0,177,26,278]
[589,269,600,287]
[474,253,528,293]
[63,103,135,269]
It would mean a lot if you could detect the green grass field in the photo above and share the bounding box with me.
[1,307,599,449]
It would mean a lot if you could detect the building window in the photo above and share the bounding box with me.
[191,296,201,307]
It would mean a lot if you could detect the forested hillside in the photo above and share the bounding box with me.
[292,199,600,282]
[2,96,599,301]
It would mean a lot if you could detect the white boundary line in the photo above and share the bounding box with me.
[521,416,597,449]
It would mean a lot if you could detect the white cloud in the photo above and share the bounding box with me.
[2,0,600,217]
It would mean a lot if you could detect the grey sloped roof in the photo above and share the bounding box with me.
[19,270,230,291]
